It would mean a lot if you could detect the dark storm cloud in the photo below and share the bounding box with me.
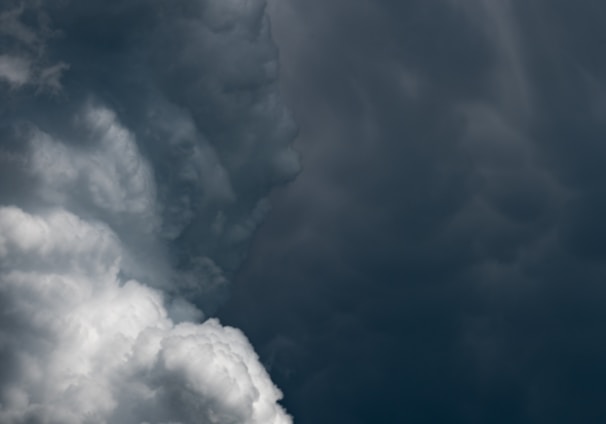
[0,1,296,422]
[219,0,606,422]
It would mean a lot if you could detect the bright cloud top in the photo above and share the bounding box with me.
[0,206,289,424]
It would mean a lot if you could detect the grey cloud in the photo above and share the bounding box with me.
[1,0,300,304]
[0,54,30,86]
[0,4,68,91]
[0,0,296,422]
[220,0,606,422]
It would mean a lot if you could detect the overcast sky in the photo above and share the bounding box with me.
[219,1,606,423]
[2,1,606,423]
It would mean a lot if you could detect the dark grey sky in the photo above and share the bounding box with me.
[219,1,606,422]
[3,1,606,422]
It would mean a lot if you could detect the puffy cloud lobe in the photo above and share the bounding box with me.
[29,106,158,231]
[0,207,290,424]
[0,0,296,423]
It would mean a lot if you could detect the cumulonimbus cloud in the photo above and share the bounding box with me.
[0,1,298,423]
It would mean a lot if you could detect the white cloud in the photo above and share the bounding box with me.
[0,206,291,424]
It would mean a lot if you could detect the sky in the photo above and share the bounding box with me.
[2,0,606,423]
[218,0,606,423]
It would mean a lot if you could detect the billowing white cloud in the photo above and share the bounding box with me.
[0,207,290,424]
[0,0,297,422]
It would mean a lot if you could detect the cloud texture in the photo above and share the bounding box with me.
[218,0,606,422]
[0,1,297,422]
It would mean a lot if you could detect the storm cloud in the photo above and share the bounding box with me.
[219,0,606,423]
[0,1,296,423]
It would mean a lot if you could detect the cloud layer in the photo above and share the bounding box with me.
[0,1,297,422]
[219,0,606,422]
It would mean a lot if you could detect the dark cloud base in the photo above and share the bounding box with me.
[219,1,606,422]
